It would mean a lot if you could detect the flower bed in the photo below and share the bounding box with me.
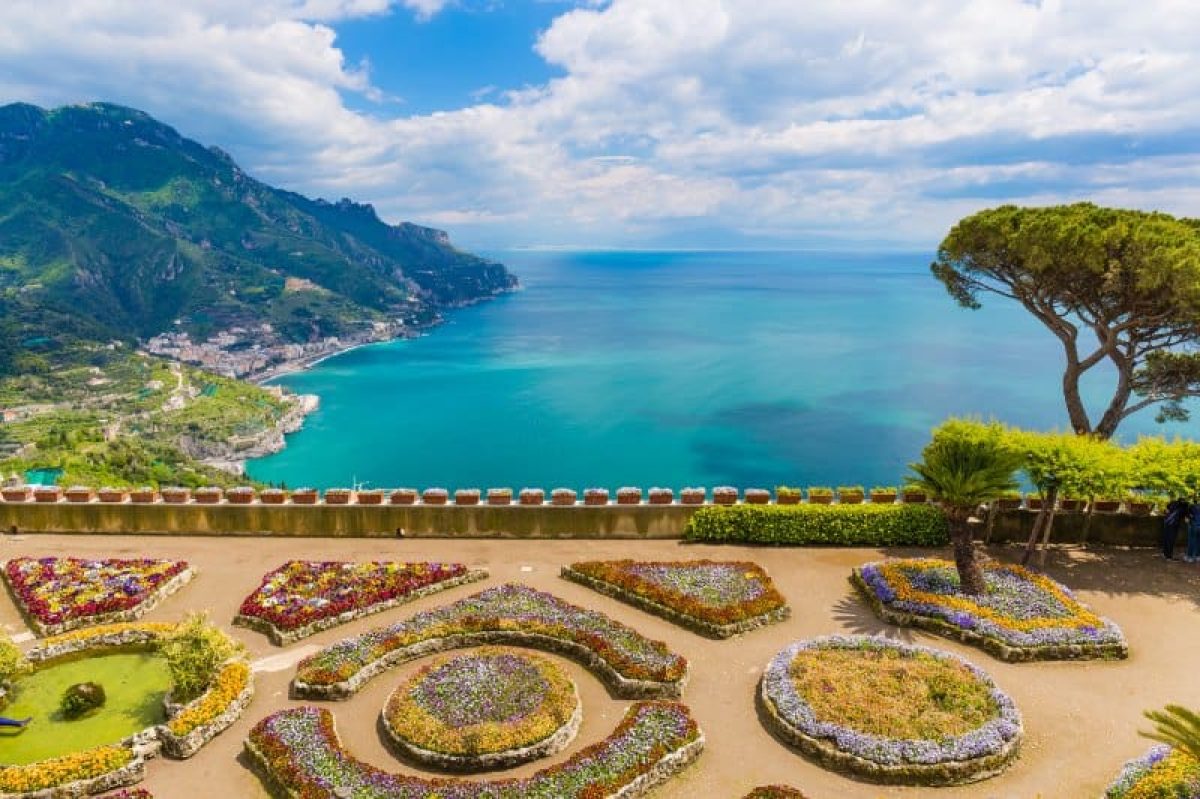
[743,788,809,799]
[382,648,581,771]
[759,635,1022,785]
[3,557,194,636]
[852,558,1128,661]
[293,584,689,700]
[246,701,703,799]
[0,745,144,798]
[159,659,255,758]
[234,560,488,646]
[1104,745,1200,798]
[561,560,790,638]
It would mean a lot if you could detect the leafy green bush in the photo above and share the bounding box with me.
[684,504,948,546]
[61,682,106,718]
[158,613,245,702]
[0,635,27,685]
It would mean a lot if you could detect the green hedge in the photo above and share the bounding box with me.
[684,503,949,546]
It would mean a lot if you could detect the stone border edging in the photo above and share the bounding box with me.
[380,682,583,771]
[2,565,195,638]
[559,566,790,639]
[158,664,255,759]
[232,568,489,646]
[849,570,1130,663]
[0,755,147,799]
[292,629,689,700]
[758,680,1021,786]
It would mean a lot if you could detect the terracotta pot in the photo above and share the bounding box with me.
[1127,502,1151,516]
[487,489,513,506]
[194,488,223,505]
[455,490,481,506]
[584,490,609,506]
[1059,499,1083,512]
[161,488,191,504]
[870,493,897,505]
[712,488,738,506]
[995,498,1022,511]
[808,494,833,505]
[1026,498,1044,511]
[648,489,673,505]
[390,489,418,505]
[901,491,927,504]
[292,490,319,505]
[260,490,287,505]
[680,488,706,505]
[65,487,94,503]
[616,488,642,505]
[519,489,544,506]
[838,492,865,505]
[99,488,128,504]
[745,489,770,505]
[423,490,449,506]
[324,490,354,506]
[776,492,802,505]
[1,487,30,503]
[550,489,577,506]
[129,488,157,504]
[1092,500,1121,513]
[33,487,62,503]
[357,491,384,506]
[226,488,256,505]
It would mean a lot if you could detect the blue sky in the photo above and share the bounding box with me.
[1,1,1199,249]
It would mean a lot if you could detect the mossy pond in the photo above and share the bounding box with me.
[0,652,172,764]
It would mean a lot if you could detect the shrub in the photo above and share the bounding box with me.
[158,612,244,702]
[0,634,27,684]
[684,504,948,546]
[61,682,106,718]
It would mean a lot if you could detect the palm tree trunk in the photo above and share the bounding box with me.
[950,508,985,595]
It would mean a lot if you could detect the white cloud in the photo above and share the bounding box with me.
[1,0,1199,247]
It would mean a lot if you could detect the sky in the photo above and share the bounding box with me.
[2,0,1200,249]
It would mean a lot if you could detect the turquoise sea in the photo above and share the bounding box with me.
[247,251,1193,491]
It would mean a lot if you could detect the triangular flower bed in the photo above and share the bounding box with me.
[852,558,1128,661]
[234,560,488,646]
[292,584,689,699]
[561,559,789,638]
[2,557,194,636]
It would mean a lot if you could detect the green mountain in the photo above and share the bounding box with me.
[0,101,516,364]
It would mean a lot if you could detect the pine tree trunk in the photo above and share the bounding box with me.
[950,508,985,596]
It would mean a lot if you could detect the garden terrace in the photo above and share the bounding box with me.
[561,560,789,638]
[292,584,689,699]
[853,558,1128,661]
[246,702,703,799]
[233,560,487,645]
[759,636,1022,785]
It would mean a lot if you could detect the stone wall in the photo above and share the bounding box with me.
[0,501,1167,546]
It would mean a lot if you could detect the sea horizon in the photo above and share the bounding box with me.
[246,249,1196,491]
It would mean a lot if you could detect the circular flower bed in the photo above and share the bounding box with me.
[759,636,1022,785]
[383,648,580,771]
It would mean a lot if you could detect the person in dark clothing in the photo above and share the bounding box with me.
[0,716,31,728]
[1163,498,1190,560]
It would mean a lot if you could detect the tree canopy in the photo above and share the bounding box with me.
[932,203,1200,438]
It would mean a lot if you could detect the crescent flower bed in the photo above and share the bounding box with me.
[382,647,581,771]
[561,560,790,638]
[0,622,252,797]
[293,584,689,700]
[852,558,1128,661]
[233,560,488,645]
[2,557,194,637]
[759,635,1023,786]
[246,701,704,799]
[1104,745,1200,798]
[743,788,810,799]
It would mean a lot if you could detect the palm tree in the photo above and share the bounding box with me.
[907,434,1021,596]
[1142,705,1200,761]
